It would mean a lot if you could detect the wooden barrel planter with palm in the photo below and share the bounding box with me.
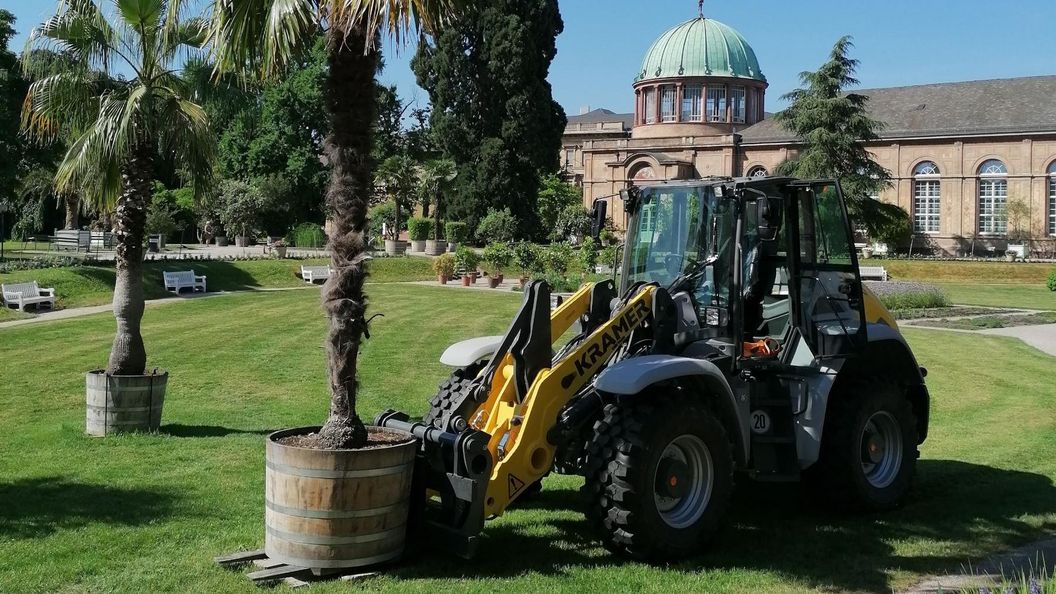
[85,370,168,436]
[265,427,416,572]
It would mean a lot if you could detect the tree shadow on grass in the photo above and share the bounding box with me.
[0,476,178,539]
[392,460,1056,592]
[161,424,274,438]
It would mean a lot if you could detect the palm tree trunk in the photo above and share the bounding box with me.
[433,190,443,240]
[107,147,153,376]
[64,194,79,230]
[317,25,377,449]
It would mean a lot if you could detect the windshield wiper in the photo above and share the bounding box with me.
[667,253,720,294]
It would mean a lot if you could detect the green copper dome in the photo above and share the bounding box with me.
[637,17,765,83]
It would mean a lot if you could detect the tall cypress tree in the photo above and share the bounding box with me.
[776,36,907,237]
[412,0,566,239]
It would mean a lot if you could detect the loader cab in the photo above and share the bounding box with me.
[619,178,866,363]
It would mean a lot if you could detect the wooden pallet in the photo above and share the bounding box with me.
[216,549,379,588]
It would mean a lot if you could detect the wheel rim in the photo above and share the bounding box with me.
[653,434,713,529]
[860,411,903,489]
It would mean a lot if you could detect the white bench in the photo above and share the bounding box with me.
[301,265,332,284]
[2,282,56,312]
[859,266,889,282]
[163,270,207,294]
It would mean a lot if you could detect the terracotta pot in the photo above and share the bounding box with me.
[461,274,471,287]
[487,274,504,289]
[438,275,448,285]
[469,271,479,284]
[519,276,530,289]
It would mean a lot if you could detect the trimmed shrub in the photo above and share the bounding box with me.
[1048,268,1056,292]
[543,243,575,275]
[445,221,468,244]
[533,271,586,293]
[551,204,592,243]
[408,217,433,241]
[454,245,480,272]
[475,208,518,244]
[578,237,598,274]
[481,242,514,276]
[598,244,620,269]
[0,256,81,274]
[865,281,950,310]
[512,242,541,276]
[432,253,456,278]
[289,223,327,248]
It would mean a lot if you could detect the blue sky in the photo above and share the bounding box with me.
[7,0,1056,116]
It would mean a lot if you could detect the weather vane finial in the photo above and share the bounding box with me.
[698,0,705,17]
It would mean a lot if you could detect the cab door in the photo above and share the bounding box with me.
[787,181,866,359]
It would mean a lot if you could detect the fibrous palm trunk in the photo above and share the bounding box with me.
[317,25,377,449]
[107,146,153,376]
[433,190,443,241]
[64,194,79,230]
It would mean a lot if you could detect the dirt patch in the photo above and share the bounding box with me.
[909,312,1056,331]
[278,427,413,450]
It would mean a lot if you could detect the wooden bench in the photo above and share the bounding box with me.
[163,270,207,294]
[859,266,889,282]
[300,265,331,284]
[2,282,56,312]
[52,230,89,252]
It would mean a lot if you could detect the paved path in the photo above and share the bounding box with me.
[978,323,1056,356]
[0,286,316,330]
[902,537,1056,593]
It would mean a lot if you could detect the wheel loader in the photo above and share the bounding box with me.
[377,176,930,560]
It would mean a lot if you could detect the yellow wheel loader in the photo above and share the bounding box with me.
[377,176,930,560]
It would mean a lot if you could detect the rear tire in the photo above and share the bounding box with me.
[805,378,918,510]
[582,395,733,559]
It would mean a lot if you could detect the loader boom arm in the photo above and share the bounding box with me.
[471,281,656,516]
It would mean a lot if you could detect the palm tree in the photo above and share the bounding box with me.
[21,0,213,376]
[419,158,456,241]
[375,154,418,241]
[210,0,459,449]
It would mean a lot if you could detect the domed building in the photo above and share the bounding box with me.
[563,12,1056,255]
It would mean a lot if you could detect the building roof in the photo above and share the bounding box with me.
[637,17,765,84]
[740,75,1056,144]
[567,108,635,128]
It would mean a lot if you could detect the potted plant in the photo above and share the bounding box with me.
[408,217,431,253]
[23,1,214,436]
[446,221,467,253]
[481,242,513,289]
[216,180,264,250]
[211,0,443,573]
[433,253,455,285]
[512,241,539,289]
[455,246,480,286]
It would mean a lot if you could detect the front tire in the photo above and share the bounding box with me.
[806,378,918,510]
[582,395,733,559]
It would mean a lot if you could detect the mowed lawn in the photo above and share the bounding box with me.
[1,286,1055,594]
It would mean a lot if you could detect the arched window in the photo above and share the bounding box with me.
[1048,161,1056,236]
[747,166,768,178]
[913,161,941,233]
[977,159,1008,234]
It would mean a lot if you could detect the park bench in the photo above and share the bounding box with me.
[300,265,331,284]
[859,266,889,282]
[163,270,207,294]
[2,281,56,312]
[90,231,115,250]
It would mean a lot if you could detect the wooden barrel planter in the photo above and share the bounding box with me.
[265,426,416,573]
[85,370,168,437]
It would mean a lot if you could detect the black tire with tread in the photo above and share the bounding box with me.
[581,394,734,559]
[422,362,485,429]
[805,377,918,511]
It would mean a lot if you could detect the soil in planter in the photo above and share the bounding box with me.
[278,427,412,450]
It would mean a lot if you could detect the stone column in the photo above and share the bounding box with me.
[675,83,683,123]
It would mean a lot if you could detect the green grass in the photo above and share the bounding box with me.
[879,259,1055,284]
[938,283,1056,311]
[1,286,1055,593]
[0,256,434,310]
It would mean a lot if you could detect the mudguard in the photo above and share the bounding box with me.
[440,336,502,367]
[595,355,749,465]
[864,322,930,441]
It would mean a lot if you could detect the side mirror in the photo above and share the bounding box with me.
[591,199,608,240]
[757,196,782,242]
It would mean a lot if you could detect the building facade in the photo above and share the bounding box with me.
[562,15,1056,255]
